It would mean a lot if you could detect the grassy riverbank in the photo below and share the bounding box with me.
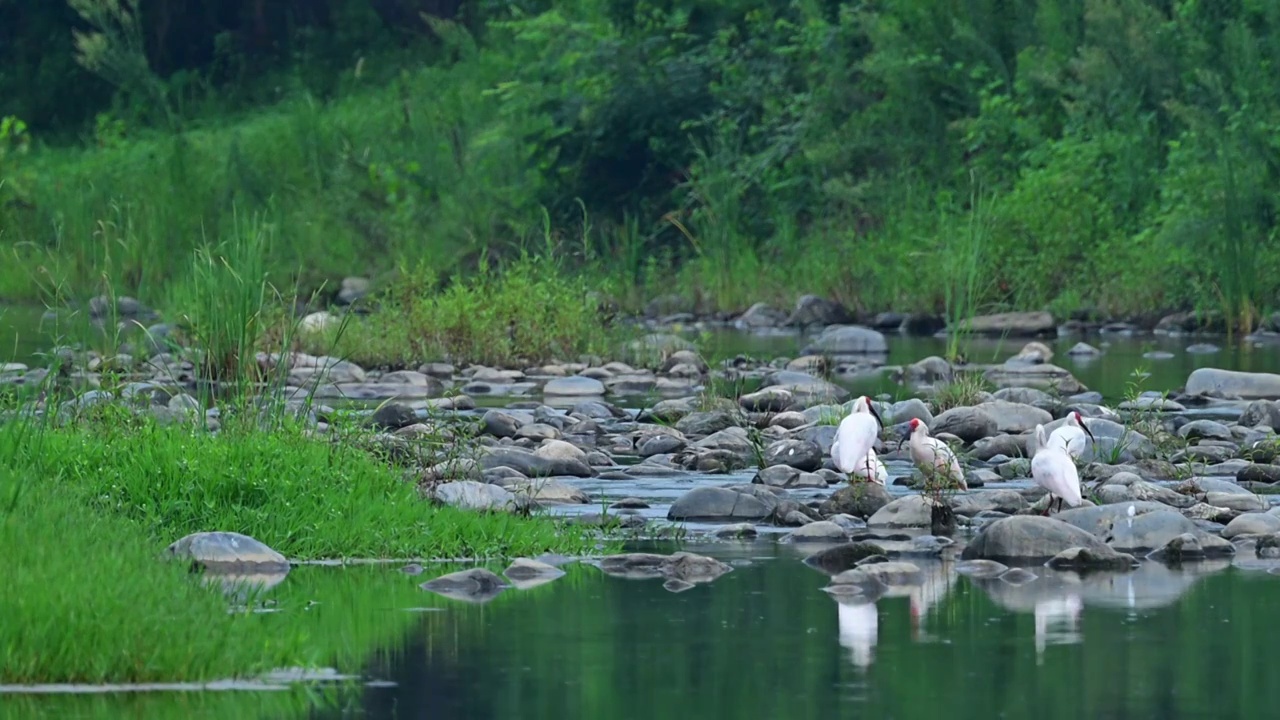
[1,465,296,684]
[4,418,603,560]
[6,1,1280,331]
[0,405,610,684]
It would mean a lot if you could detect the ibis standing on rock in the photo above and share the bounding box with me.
[1047,411,1096,460]
[832,396,885,485]
[1032,424,1084,514]
[899,418,968,491]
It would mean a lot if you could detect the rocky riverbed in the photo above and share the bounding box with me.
[12,315,1280,603]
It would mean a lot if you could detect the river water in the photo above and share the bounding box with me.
[8,548,1280,720]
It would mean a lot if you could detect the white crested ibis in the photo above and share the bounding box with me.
[832,396,884,484]
[1047,411,1096,460]
[900,418,968,491]
[1032,424,1084,513]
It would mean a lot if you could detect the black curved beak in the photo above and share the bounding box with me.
[1081,420,1096,445]
[896,424,910,452]
[868,401,883,431]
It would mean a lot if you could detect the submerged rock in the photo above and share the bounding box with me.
[828,561,923,595]
[802,542,888,574]
[783,521,848,543]
[166,531,289,571]
[421,568,509,603]
[503,558,567,589]
[1046,546,1137,571]
[955,559,1009,579]
[597,552,732,585]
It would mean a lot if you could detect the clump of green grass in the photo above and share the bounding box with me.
[303,252,622,368]
[929,371,994,412]
[163,214,275,387]
[6,421,605,560]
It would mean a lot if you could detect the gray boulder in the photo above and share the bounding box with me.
[428,481,529,512]
[800,325,888,355]
[868,495,939,528]
[544,376,606,396]
[960,515,1114,562]
[668,487,776,521]
[964,311,1056,336]
[1185,368,1280,399]
[983,363,1087,394]
[421,568,508,603]
[763,438,824,471]
[931,407,997,443]
[975,400,1053,434]
[818,482,893,518]
[166,531,289,570]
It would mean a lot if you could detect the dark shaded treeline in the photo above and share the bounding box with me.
[0,0,465,132]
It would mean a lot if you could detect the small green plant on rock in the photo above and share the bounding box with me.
[930,371,993,413]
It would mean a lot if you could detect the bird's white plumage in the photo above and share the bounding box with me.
[907,421,968,490]
[849,448,888,484]
[1047,412,1089,459]
[1032,424,1083,509]
[832,397,883,484]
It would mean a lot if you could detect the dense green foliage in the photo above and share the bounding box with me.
[4,0,1280,330]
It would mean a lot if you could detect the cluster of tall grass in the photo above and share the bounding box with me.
[5,0,1280,332]
[301,250,621,368]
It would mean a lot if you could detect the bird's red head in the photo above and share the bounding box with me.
[1073,411,1084,423]
[909,418,922,431]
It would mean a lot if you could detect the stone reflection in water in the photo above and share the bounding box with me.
[202,569,290,603]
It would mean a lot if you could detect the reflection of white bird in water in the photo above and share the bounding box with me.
[1047,411,1097,460]
[1127,504,1136,528]
[1034,594,1083,663]
[837,600,879,669]
[832,396,885,485]
[907,563,958,640]
[900,419,968,490]
[1031,424,1084,514]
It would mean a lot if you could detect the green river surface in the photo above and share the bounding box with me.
[7,542,1280,720]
